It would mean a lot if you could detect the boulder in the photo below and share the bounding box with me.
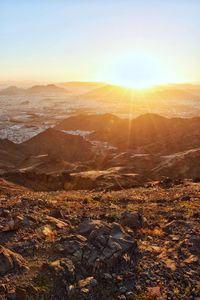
[72,220,138,273]
[34,221,138,299]
[0,246,27,276]
[77,219,107,235]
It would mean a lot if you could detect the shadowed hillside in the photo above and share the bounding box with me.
[0,114,200,192]
[55,113,200,154]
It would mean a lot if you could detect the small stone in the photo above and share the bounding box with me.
[171,235,179,241]
[119,286,127,293]
[126,291,134,300]
[146,279,150,284]
[80,288,89,294]
[104,273,112,280]
[0,284,7,294]
[68,285,76,296]
[181,195,190,201]
[78,276,97,290]
[49,208,63,218]
[3,209,10,217]
[120,210,144,229]
[115,275,123,283]
[22,217,30,226]
[135,284,142,291]
[90,278,98,287]
[118,295,126,300]
[46,216,69,229]
[123,271,134,278]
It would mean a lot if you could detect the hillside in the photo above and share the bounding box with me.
[0,140,25,172]
[1,114,200,191]
[152,148,200,179]
[55,113,123,131]
[0,128,95,188]
[89,114,200,153]
[55,113,200,154]
[21,128,94,162]
[0,179,199,299]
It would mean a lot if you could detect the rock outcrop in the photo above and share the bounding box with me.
[0,246,27,276]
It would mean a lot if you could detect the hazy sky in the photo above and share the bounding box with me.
[0,0,200,86]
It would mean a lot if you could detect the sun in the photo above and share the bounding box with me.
[102,51,173,90]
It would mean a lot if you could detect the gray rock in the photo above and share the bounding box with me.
[72,220,137,273]
[103,273,112,280]
[126,291,134,299]
[118,295,126,300]
[119,286,127,293]
[49,208,63,218]
[120,210,144,229]
[77,219,107,235]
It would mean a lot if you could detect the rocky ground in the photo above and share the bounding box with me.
[0,178,199,299]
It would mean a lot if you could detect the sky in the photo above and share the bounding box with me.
[0,0,200,87]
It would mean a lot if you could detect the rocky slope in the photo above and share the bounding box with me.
[0,179,199,299]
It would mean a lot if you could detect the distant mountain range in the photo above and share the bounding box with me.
[1,82,200,102]
[0,82,105,96]
[58,81,105,93]
[82,83,200,103]
[0,84,68,95]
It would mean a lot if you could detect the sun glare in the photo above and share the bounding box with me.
[103,52,173,90]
